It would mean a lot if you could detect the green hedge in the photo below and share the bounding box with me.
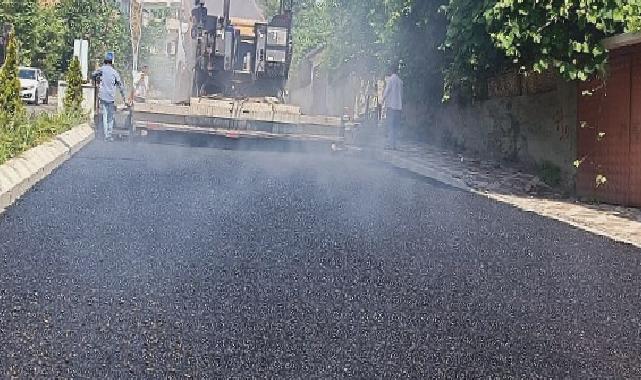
[0,29,85,166]
[0,112,82,165]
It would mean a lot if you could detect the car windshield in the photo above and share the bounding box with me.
[18,69,36,80]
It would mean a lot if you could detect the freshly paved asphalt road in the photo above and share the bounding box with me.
[1,139,640,378]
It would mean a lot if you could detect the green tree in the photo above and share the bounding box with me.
[378,0,448,102]
[260,0,281,18]
[0,0,131,80]
[440,0,504,100]
[139,8,169,66]
[290,0,332,66]
[64,56,83,114]
[31,5,68,80]
[286,0,447,104]
[485,0,641,80]
[286,0,387,69]
[439,0,641,97]
[0,33,25,124]
[0,0,39,66]
[288,0,641,101]
[57,0,131,82]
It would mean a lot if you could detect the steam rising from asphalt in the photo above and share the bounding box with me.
[139,0,369,160]
[173,0,198,103]
[168,0,266,103]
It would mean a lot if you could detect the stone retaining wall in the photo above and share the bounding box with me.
[419,80,578,189]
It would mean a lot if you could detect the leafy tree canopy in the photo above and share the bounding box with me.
[269,0,641,100]
[0,0,130,81]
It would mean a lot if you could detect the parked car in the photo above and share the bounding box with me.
[19,67,49,105]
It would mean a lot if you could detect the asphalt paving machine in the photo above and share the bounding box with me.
[191,0,293,98]
[127,0,351,146]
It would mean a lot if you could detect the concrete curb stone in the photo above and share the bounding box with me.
[383,152,469,191]
[0,166,19,207]
[37,141,66,174]
[57,125,93,155]
[483,192,641,249]
[0,123,94,213]
[5,159,33,196]
[48,139,73,166]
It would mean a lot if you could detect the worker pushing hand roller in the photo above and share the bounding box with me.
[381,64,404,151]
[92,53,132,142]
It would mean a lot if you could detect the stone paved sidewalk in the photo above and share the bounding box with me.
[377,142,641,249]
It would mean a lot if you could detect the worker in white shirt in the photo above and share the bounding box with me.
[134,72,148,100]
[382,64,403,150]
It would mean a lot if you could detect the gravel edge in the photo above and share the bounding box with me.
[378,150,641,249]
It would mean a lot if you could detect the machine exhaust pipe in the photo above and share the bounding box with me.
[223,0,230,25]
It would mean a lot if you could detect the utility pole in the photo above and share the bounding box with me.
[130,0,144,73]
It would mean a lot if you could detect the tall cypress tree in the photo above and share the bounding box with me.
[64,56,83,114]
[0,32,25,125]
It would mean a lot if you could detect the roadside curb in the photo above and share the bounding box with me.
[381,151,469,191]
[0,124,94,213]
[378,149,641,249]
[482,192,641,249]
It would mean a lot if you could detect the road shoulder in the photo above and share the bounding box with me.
[0,124,94,213]
[377,143,641,249]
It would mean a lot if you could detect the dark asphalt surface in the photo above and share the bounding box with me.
[1,139,640,378]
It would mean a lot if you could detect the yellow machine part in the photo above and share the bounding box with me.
[230,17,259,38]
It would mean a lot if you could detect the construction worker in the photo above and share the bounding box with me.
[92,52,127,141]
[382,64,403,150]
[133,65,150,101]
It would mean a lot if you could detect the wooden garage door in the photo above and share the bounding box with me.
[577,54,631,205]
[630,51,641,206]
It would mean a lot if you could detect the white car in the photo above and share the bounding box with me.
[19,67,49,105]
